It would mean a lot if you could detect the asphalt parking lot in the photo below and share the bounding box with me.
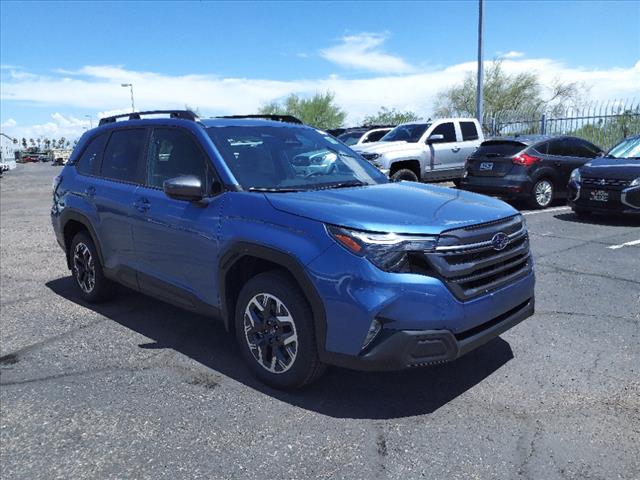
[1,163,639,480]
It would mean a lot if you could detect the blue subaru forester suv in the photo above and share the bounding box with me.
[51,110,535,389]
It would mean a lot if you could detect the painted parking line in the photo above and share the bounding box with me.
[522,206,571,216]
[608,239,640,250]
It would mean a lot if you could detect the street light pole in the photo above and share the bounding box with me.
[121,83,135,112]
[476,0,484,124]
[84,114,93,129]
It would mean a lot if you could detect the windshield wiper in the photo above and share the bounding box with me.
[248,187,301,193]
[311,180,367,190]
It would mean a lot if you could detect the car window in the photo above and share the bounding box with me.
[76,133,108,176]
[573,140,602,158]
[430,122,456,143]
[337,131,364,146]
[460,121,479,141]
[472,141,527,158]
[380,123,431,143]
[547,139,567,157]
[365,130,389,143]
[206,125,387,191]
[100,129,146,183]
[533,141,549,155]
[146,128,212,190]
[607,137,640,159]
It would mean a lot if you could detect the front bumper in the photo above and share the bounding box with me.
[568,181,640,215]
[327,297,533,371]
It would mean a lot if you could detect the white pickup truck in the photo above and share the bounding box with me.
[353,118,484,183]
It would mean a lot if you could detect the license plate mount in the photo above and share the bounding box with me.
[479,162,494,171]
[589,189,609,202]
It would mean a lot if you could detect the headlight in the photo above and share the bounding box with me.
[630,178,640,187]
[326,225,438,272]
[570,168,581,183]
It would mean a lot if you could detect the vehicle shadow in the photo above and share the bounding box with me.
[46,276,514,420]
[554,212,640,227]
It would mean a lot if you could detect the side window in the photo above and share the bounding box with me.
[101,129,146,183]
[146,128,212,190]
[547,139,567,156]
[364,130,388,143]
[574,140,602,158]
[460,121,479,141]
[533,142,549,155]
[75,133,108,176]
[430,122,456,143]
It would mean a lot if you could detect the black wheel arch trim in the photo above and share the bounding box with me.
[218,242,328,357]
[59,210,105,270]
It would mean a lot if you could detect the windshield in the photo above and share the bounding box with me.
[380,123,431,143]
[337,131,364,146]
[607,137,640,159]
[207,125,388,191]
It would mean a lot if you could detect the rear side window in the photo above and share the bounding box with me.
[75,133,108,176]
[430,122,456,143]
[460,121,479,141]
[547,139,567,156]
[471,141,526,158]
[100,129,146,183]
[146,128,213,190]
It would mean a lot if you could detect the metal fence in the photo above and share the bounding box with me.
[483,99,640,150]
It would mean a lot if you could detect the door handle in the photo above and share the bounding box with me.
[84,186,96,197]
[451,146,461,153]
[134,197,150,213]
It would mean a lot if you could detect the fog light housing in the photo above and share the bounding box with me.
[362,319,382,350]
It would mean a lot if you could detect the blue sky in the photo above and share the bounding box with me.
[1,0,639,139]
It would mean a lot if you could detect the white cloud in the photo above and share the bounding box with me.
[320,33,414,74]
[1,57,638,140]
[1,118,17,128]
[501,51,524,59]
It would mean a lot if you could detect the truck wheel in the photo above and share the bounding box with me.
[528,178,554,209]
[234,271,325,390]
[391,169,419,182]
[69,231,116,303]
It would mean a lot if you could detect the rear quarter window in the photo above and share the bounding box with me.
[472,141,526,158]
[75,133,109,176]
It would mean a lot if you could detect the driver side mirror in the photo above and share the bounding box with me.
[427,134,445,144]
[163,175,204,202]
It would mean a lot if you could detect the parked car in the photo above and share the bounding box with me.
[353,118,484,182]
[568,135,640,217]
[51,110,535,389]
[50,148,72,166]
[460,135,604,209]
[337,126,394,146]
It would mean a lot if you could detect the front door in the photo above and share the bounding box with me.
[428,121,460,172]
[129,126,223,309]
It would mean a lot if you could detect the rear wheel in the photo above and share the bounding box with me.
[234,271,325,389]
[391,168,419,182]
[528,178,554,209]
[70,231,116,303]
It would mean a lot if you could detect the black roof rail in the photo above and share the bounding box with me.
[216,114,303,125]
[98,110,198,126]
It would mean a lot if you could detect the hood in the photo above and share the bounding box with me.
[354,141,420,155]
[265,182,517,235]
[580,157,640,180]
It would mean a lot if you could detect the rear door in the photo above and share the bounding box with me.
[91,128,147,281]
[466,140,526,177]
[130,126,223,308]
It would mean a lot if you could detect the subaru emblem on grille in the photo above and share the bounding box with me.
[491,232,509,251]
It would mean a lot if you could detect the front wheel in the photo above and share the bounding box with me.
[528,178,554,209]
[70,231,116,303]
[234,271,325,389]
[391,168,419,182]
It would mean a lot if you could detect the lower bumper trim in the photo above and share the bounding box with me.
[323,297,534,371]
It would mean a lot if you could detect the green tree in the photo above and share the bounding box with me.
[434,59,583,118]
[259,91,346,130]
[363,107,420,126]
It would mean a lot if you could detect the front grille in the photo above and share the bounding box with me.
[582,177,631,189]
[425,215,532,301]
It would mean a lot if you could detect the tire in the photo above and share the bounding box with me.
[234,271,325,390]
[69,231,116,303]
[391,168,419,182]
[528,178,554,209]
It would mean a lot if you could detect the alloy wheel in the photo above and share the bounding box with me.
[534,179,553,207]
[243,293,298,374]
[72,242,96,293]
